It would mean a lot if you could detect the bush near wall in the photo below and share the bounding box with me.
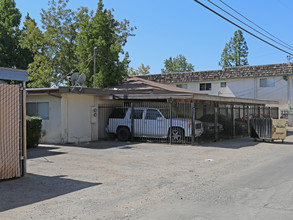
[26,116,42,148]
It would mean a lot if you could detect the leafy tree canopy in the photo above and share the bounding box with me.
[21,0,135,88]
[128,64,150,76]
[219,29,249,68]
[0,0,33,69]
[161,54,194,73]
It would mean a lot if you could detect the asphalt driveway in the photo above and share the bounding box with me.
[1,129,293,219]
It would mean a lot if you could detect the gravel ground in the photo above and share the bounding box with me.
[1,129,293,220]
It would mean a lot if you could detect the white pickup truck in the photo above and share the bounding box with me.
[106,107,203,142]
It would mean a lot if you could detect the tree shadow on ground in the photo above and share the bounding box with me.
[27,146,67,159]
[0,174,101,212]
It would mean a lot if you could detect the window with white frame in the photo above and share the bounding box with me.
[260,78,275,87]
[27,102,49,120]
[176,84,187,89]
[200,83,211,91]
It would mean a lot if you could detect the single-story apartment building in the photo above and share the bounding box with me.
[26,87,119,144]
[27,77,278,144]
[140,63,293,125]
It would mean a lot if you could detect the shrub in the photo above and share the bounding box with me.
[26,116,42,148]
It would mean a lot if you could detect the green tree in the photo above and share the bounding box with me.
[21,0,134,88]
[129,64,150,76]
[161,54,194,73]
[76,0,135,88]
[20,0,78,87]
[219,30,248,68]
[0,0,32,69]
[17,13,35,69]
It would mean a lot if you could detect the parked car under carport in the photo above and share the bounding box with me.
[199,114,248,136]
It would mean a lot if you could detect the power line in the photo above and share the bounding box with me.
[55,51,120,85]
[206,0,293,51]
[193,0,293,56]
[218,0,293,50]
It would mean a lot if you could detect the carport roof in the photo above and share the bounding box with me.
[108,77,278,106]
[112,93,278,106]
[107,77,204,94]
[27,78,278,106]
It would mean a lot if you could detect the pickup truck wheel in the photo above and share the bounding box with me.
[117,127,130,141]
[169,127,184,143]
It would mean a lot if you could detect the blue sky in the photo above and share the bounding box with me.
[15,0,293,74]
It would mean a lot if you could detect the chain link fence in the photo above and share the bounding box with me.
[0,84,23,180]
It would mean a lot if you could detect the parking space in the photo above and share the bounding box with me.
[1,129,293,219]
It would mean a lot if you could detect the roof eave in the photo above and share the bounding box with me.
[112,92,278,106]
[0,68,28,82]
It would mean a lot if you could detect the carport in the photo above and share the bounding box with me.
[101,77,278,145]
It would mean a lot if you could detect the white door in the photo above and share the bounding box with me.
[132,109,145,137]
[144,109,166,137]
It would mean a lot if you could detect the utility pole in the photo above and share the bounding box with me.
[94,47,97,88]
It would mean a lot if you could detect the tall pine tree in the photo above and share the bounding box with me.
[219,30,248,68]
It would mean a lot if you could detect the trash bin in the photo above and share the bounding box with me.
[271,119,287,142]
[250,118,287,142]
[250,118,272,140]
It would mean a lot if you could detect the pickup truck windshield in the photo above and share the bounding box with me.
[145,109,162,120]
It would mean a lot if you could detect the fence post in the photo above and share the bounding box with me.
[191,103,195,146]
[247,106,251,137]
[169,102,172,145]
[238,106,241,119]
[258,106,261,118]
[131,103,134,141]
[19,84,23,176]
[214,103,219,141]
[241,105,245,136]
[22,81,27,176]
[231,104,235,137]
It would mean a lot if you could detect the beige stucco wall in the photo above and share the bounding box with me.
[27,92,122,144]
[60,94,123,143]
[27,94,62,143]
[61,94,93,143]
[61,94,123,143]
